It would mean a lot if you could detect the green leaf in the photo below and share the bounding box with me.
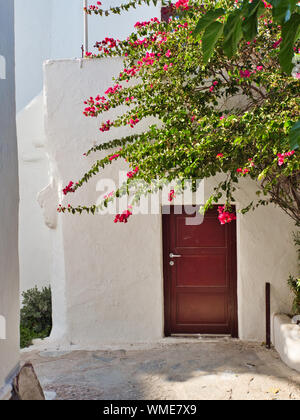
[279,12,300,73]
[289,119,300,150]
[242,0,261,41]
[269,0,297,23]
[193,8,225,39]
[223,10,243,58]
[202,21,224,64]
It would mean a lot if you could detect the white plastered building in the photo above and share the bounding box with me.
[39,58,298,347]
[0,0,20,400]
[15,0,160,294]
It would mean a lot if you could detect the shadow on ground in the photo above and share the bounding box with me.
[21,339,300,400]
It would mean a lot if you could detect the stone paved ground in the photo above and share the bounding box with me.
[21,338,300,400]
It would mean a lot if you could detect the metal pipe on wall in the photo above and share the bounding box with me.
[266,282,271,349]
[83,0,89,54]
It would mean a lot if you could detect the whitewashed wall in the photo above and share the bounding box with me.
[15,0,160,295]
[15,0,160,111]
[42,58,298,346]
[17,94,53,294]
[0,0,20,400]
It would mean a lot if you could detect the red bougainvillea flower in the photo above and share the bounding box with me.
[127,166,139,178]
[262,1,272,8]
[100,120,113,132]
[277,150,295,166]
[104,191,114,200]
[236,167,250,174]
[217,206,236,225]
[272,38,282,49]
[63,181,75,195]
[175,0,189,10]
[114,206,133,223]
[168,189,176,202]
[239,69,251,78]
[109,153,120,162]
[216,153,224,158]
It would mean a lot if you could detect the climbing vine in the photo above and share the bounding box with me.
[59,0,300,225]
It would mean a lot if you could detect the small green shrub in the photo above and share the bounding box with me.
[20,286,52,349]
[288,276,300,315]
[288,233,300,315]
[20,326,40,349]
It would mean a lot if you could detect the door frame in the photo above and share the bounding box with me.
[162,205,238,338]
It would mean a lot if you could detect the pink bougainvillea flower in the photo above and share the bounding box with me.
[237,167,251,174]
[104,191,114,200]
[127,166,139,178]
[262,1,272,8]
[239,69,251,78]
[175,0,189,10]
[168,189,176,202]
[63,181,75,196]
[277,150,295,166]
[100,120,113,132]
[109,153,120,162]
[114,207,133,223]
[272,38,282,49]
[277,153,285,166]
[128,117,140,128]
[217,206,236,225]
[216,153,224,158]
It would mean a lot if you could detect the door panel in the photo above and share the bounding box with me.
[176,292,228,324]
[175,216,226,248]
[163,206,238,337]
[176,254,227,287]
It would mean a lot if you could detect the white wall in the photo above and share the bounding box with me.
[0,0,20,399]
[42,58,298,346]
[15,0,160,295]
[17,94,53,294]
[15,0,160,111]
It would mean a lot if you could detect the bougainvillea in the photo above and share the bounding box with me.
[60,0,300,225]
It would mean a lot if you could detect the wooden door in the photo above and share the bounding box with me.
[163,206,238,337]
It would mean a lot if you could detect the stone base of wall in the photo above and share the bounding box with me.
[273,314,300,373]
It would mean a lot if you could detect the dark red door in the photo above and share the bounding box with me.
[163,206,238,337]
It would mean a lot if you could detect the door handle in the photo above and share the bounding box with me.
[170,253,182,258]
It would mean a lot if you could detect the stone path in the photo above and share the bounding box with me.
[21,339,300,400]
